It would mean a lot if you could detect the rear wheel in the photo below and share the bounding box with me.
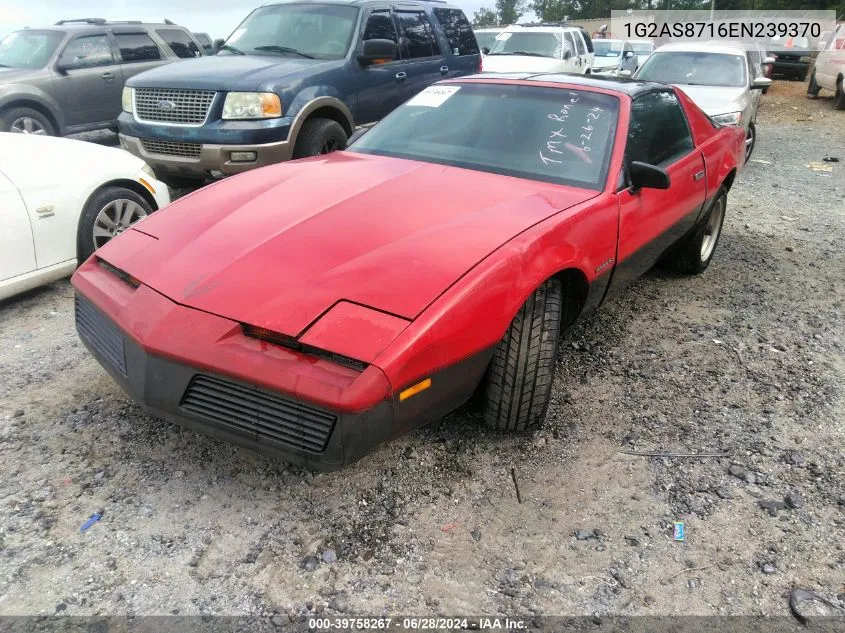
[663,188,727,275]
[807,71,821,98]
[0,106,55,136]
[836,79,845,111]
[292,118,347,159]
[77,187,153,262]
[482,278,562,431]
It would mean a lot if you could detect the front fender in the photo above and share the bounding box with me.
[0,84,64,132]
[285,93,355,145]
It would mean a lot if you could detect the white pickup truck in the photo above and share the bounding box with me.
[807,23,845,109]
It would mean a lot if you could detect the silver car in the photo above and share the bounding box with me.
[633,42,771,163]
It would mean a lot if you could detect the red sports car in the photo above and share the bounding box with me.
[72,74,745,470]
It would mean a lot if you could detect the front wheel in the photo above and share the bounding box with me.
[292,118,348,159]
[77,187,153,262]
[0,106,56,136]
[807,71,821,98]
[744,123,756,164]
[663,188,727,275]
[482,278,562,431]
[836,80,845,111]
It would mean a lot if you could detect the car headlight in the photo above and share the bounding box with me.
[711,111,742,126]
[141,164,156,179]
[122,87,134,113]
[222,92,282,120]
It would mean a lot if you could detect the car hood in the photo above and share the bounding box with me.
[673,84,747,116]
[0,67,42,83]
[125,55,343,91]
[0,132,144,178]
[592,56,619,68]
[483,55,562,73]
[100,152,597,337]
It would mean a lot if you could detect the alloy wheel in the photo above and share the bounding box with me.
[700,197,725,263]
[92,199,148,249]
[10,117,47,135]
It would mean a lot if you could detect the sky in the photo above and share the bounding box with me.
[0,0,490,40]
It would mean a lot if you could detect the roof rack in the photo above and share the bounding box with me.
[55,18,107,25]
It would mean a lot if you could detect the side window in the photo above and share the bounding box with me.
[114,32,162,63]
[155,28,201,58]
[58,35,114,68]
[581,29,594,53]
[574,31,586,55]
[432,8,478,56]
[627,91,693,166]
[363,10,398,44]
[563,32,576,58]
[395,11,437,59]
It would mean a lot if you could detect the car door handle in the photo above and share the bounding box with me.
[395,71,407,81]
[694,170,705,181]
[440,65,449,74]
[101,72,115,82]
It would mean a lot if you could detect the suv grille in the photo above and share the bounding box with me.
[181,375,337,453]
[75,295,126,376]
[140,138,202,158]
[135,88,215,125]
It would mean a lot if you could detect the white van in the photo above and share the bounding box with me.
[807,23,845,109]
[482,24,594,74]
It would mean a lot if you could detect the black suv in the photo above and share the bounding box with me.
[0,18,205,136]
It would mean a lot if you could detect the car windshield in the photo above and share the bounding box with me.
[636,51,746,87]
[594,40,622,57]
[770,35,809,50]
[475,31,501,50]
[630,42,652,54]
[488,32,562,58]
[0,30,64,70]
[221,3,359,60]
[350,83,619,190]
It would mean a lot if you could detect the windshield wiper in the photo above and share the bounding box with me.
[219,44,244,55]
[254,45,314,59]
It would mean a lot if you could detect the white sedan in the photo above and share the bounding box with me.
[0,133,170,301]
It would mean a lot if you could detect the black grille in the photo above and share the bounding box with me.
[181,375,337,453]
[135,88,215,125]
[75,295,126,376]
[140,138,202,158]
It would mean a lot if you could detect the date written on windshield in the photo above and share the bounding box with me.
[539,93,601,167]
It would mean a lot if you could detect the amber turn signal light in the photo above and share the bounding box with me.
[399,378,431,402]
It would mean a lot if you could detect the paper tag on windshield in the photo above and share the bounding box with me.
[407,86,460,108]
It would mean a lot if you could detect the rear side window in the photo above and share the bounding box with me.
[627,90,693,166]
[156,28,201,58]
[363,10,398,43]
[573,31,586,55]
[563,31,576,58]
[433,8,478,56]
[58,34,114,68]
[114,32,162,62]
[580,29,594,53]
[395,11,439,58]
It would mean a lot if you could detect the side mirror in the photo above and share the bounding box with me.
[624,51,634,59]
[751,76,772,90]
[214,38,225,52]
[563,49,572,60]
[630,161,670,190]
[55,61,71,73]
[618,69,632,77]
[763,55,775,65]
[481,46,490,55]
[347,126,370,145]
[357,39,396,66]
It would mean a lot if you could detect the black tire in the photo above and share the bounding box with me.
[0,106,56,136]
[482,278,562,431]
[836,80,845,111]
[292,118,347,159]
[744,122,756,164]
[663,188,727,275]
[807,71,821,98]
[77,187,153,263]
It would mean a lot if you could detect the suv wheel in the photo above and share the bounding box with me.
[293,118,348,158]
[1,106,55,136]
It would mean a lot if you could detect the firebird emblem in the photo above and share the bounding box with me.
[157,100,177,111]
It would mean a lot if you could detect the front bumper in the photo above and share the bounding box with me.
[119,133,292,180]
[771,59,810,75]
[70,258,491,469]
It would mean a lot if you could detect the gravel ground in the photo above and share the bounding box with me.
[1,80,844,620]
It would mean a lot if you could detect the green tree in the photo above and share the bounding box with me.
[496,0,529,24]
[472,6,499,27]
[530,0,575,22]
